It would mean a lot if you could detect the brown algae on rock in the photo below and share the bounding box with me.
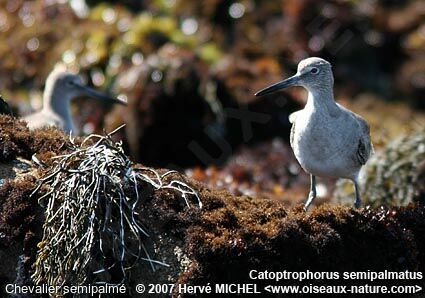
[0,116,424,296]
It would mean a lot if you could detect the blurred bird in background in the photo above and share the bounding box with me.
[24,66,126,134]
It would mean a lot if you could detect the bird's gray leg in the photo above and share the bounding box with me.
[354,180,362,209]
[304,175,316,211]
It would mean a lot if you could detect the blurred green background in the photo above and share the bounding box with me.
[1,0,423,102]
[1,0,423,136]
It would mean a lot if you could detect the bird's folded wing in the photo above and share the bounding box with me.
[337,103,373,164]
[354,115,373,165]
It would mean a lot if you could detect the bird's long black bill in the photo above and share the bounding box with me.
[255,75,299,96]
[74,83,127,105]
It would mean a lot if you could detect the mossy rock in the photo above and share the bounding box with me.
[335,128,425,207]
[362,128,425,207]
[0,116,424,296]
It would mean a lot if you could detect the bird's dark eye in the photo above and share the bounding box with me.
[310,67,319,74]
[66,80,75,87]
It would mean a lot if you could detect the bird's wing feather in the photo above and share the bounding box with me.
[350,111,373,164]
[356,116,373,165]
[357,138,369,165]
[336,103,373,165]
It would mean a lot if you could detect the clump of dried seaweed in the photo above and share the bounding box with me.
[31,127,201,289]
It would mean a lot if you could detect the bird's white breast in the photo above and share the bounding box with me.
[292,104,360,180]
[24,109,74,133]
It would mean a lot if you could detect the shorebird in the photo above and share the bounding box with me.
[255,57,372,210]
[24,68,126,134]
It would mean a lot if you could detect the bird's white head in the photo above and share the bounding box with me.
[44,70,86,105]
[43,69,126,110]
[255,57,334,96]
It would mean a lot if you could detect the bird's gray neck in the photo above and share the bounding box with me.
[305,87,340,117]
[43,89,72,117]
[42,88,74,131]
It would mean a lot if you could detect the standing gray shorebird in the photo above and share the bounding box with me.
[24,68,126,134]
[255,57,373,210]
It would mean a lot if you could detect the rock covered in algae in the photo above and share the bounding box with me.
[362,128,425,207]
[186,138,331,205]
[0,116,424,297]
[334,128,425,207]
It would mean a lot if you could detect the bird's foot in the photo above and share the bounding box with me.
[303,191,316,211]
[353,181,362,209]
[354,198,361,209]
